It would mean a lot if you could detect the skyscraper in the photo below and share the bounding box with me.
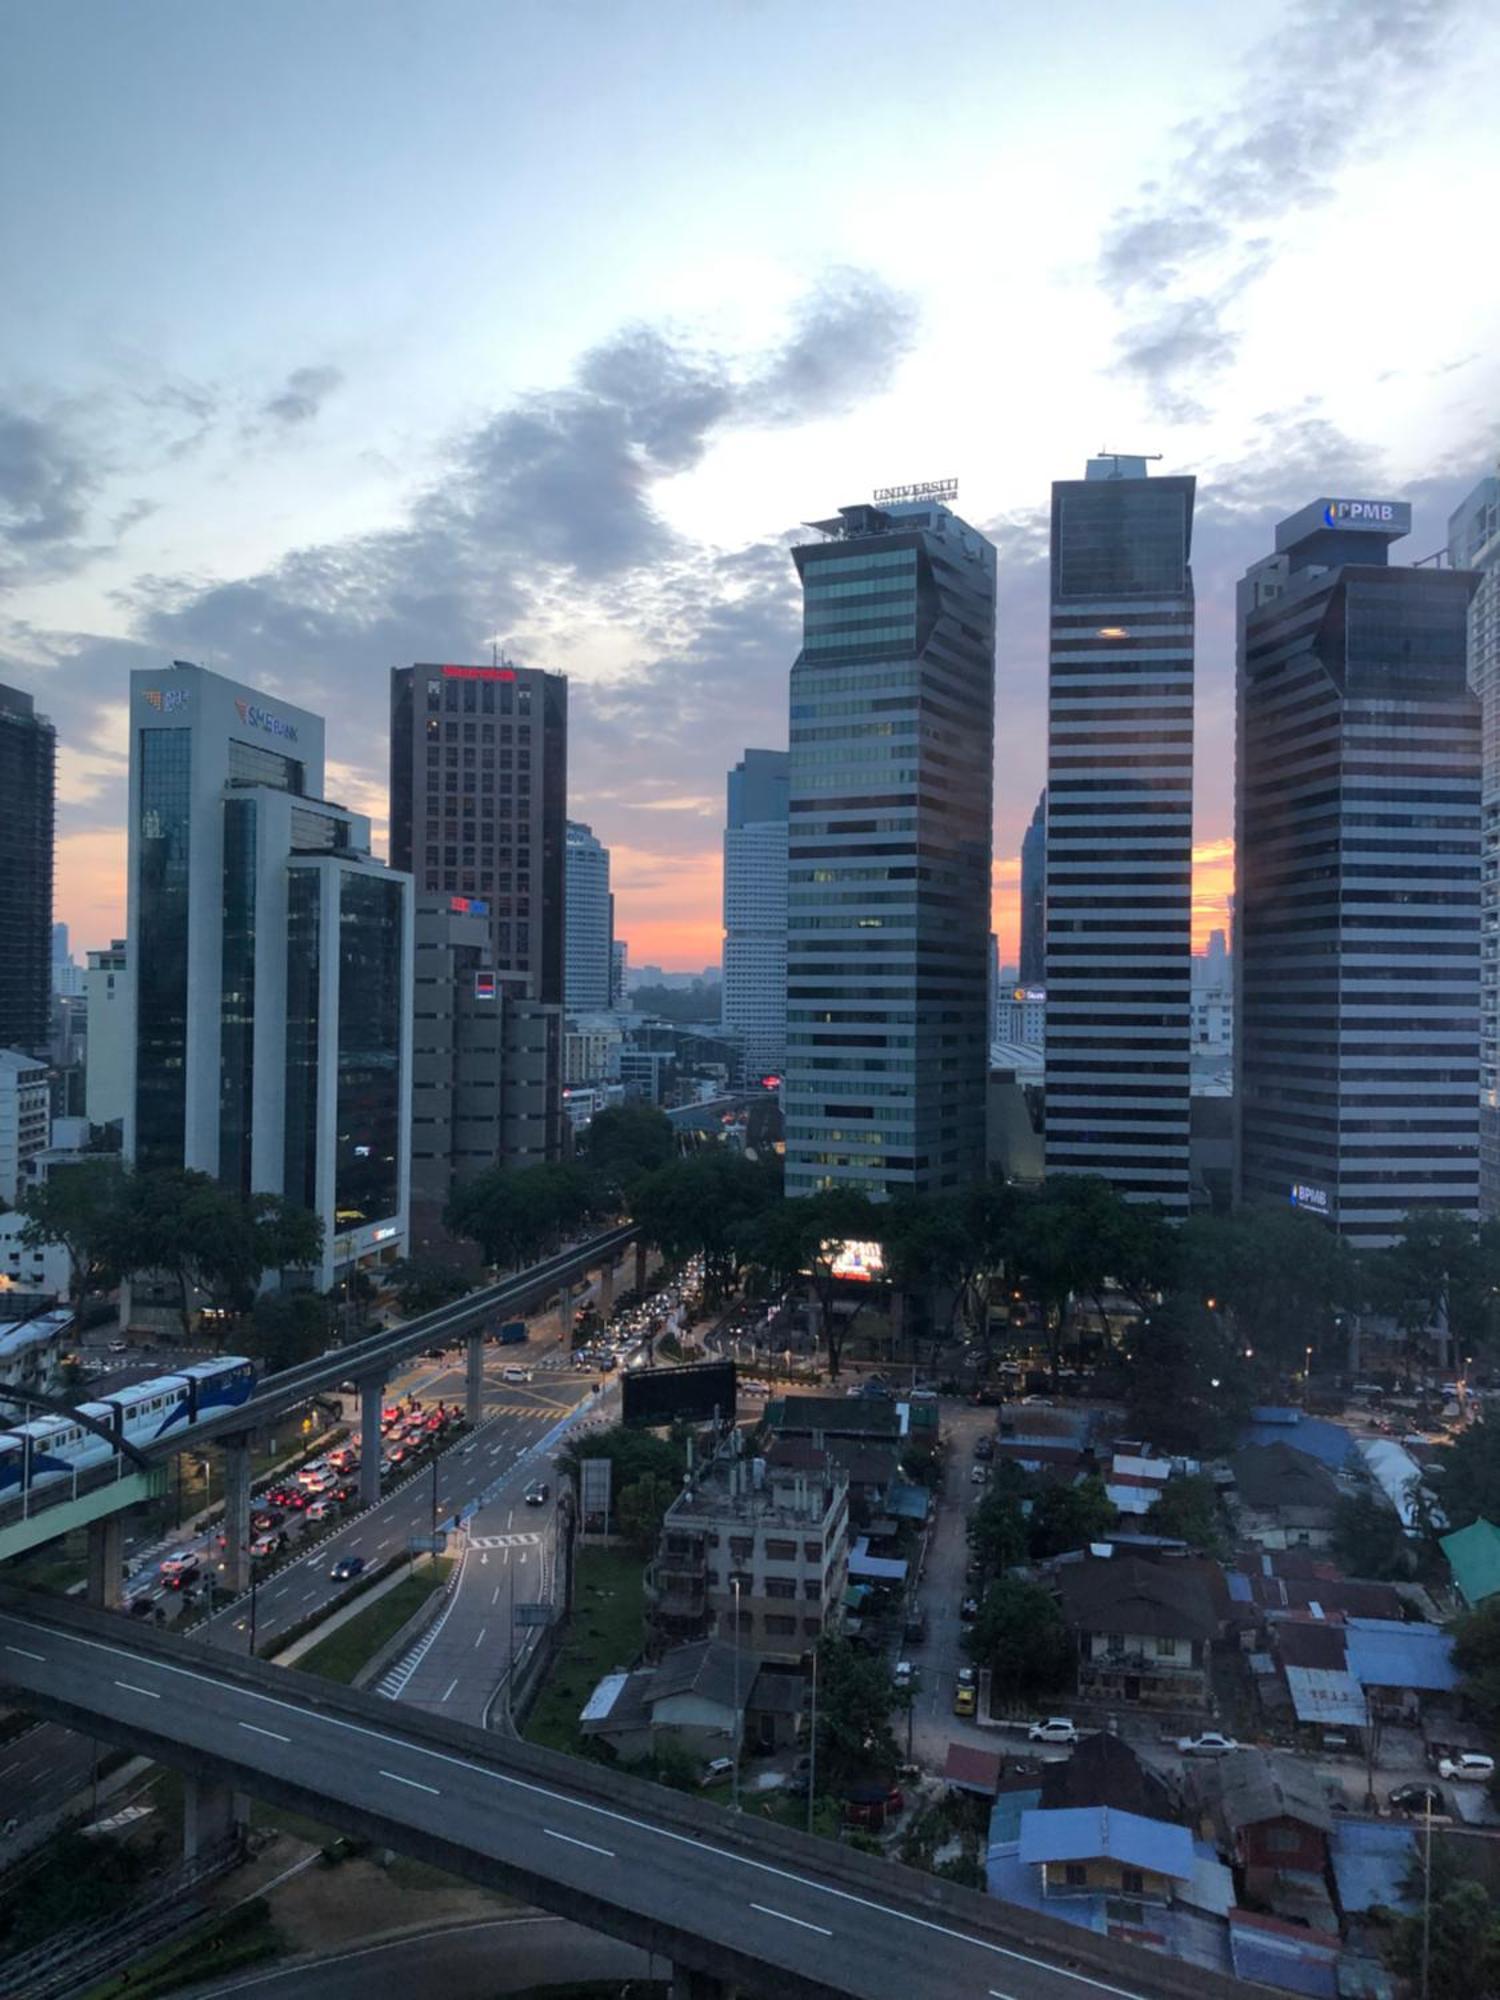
[1237,497,1481,1244]
[722,747,789,1080]
[565,820,613,1012]
[126,662,413,1287]
[0,682,56,1059]
[784,491,995,1198]
[1018,789,1046,987]
[1044,457,1195,1214]
[389,661,567,1165]
[1449,472,1500,1214]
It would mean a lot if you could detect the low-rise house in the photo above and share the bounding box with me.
[1344,1616,1458,1724]
[1213,1749,1336,1933]
[1038,1731,1180,1823]
[1018,1806,1195,1905]
[581,1638,804,1766]
[1055,1557,1218,1709]
[1229,1443,1341,1552]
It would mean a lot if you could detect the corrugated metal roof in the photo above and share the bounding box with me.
[1284,1664,1366,1728]
[1228,1909,1340,1998]
[580,1670,631,1724]
[1440,1516,1500,1608]
[1330,1821,1418,1917]
[1018,1806,1194,1880]
[1345,1618,1458,1694]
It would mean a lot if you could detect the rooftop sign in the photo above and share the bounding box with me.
[1322,499,1412,532]
[233,698,299,743]
[873,479,958,507]
[442,664,516,682]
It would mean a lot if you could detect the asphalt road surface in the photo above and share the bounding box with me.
[0,1600,1191,2000]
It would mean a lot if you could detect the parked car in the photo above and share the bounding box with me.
[959,1596,980,1622]
[700,1756,735,1787]
[1438,1753,1495,1784]
[953,1684,977,1718]
[893,1661,915,1692]
[969,1464,989,1484]
[1389,1782,1448,1817]
[1178,1731,1241,1757]
[1028,1718,1080,1746]
[973,1436,994,1461]
[330,1555,366,1582]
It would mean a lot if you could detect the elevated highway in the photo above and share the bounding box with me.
[0,1588,1260,2000]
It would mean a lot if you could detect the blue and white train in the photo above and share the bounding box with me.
[0,1356,257,1496]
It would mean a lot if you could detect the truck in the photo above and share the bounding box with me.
[497,1320,528,1346]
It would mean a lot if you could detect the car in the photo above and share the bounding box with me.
[973,1436,994,1461]
[893,1661,915,1691]
[163,1562,200,1591]
[108,1339,128,1354]
[249,1532,282,1559]
[250,1509,284,1532]
[1389,1782,1448,1817]
[1177,1731,1241,1757]
[502,1365,532,1385]
[699,1756,736,1787]
[959,1596,980,1622]
[158,1550,196,1579]
[970,1464,989,1484]
[525,1480,550,1506]
[1438,1752,1496,1783]
[1028,1718,1080,1746]
[304,1501,334,1524]
[956,1665,976,1690]
[953,1685,977,1718]
[330,1555,366,1582]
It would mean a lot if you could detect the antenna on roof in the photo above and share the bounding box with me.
[1098,448,1163,463]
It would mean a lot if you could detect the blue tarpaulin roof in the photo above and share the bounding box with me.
[1018,1807,1194,1881]
[1331,1821,1418,1917]
[885,1482,931,1521]
[1345,1618,1458,1694]
[1239,1412,1356,1471]
[1229,1912,1340,1998]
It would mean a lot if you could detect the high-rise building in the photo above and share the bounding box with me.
[1449,472,1500,1214]
[84,940,130,1131]
[1018,790,1046,986]
[565,820,612,1012]
[1044,458,1196,1214]
[1236,497,1481,1244]
[784,493,995,1197]
[0,683,56,1059]
[389,661,567,1166]
[127,662,413,1288]
[610,936,628,1006]
[722,747,789,1081]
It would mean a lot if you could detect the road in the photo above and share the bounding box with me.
[0,1599,1254,2000]
[184,1916,650,1999]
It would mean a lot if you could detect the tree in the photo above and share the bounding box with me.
[1434,1420,1500,1535]
[388,1257,469,1317]
[1121,1297,1250,1455]
[18,1158,131,1329]
[813,1635,898,1785]
[967,1475,1029,1575]
[631,1151,780,1307]
[555,1421,686,1499]
[1366,1207,1485,1369]
[965,1578,1072,1698]
[1005,1177,1171,1377]
[585,1103,677,1200]
[1451,1597,1500,1729]
[1177,1205,1361,1373]
[446,1162,599,1270]
[1028,1476,1116,1560]
[617,1472,677,1554]
[243,1289,335,1372]
[1330,1491,1414,1581]
[1386,1845,1500,2000]
[741,1188,884,1379]
[1146,1474,1227,1558]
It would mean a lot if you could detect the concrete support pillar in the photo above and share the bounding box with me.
[465,1331,485,1428]
[86,1511,124,1611]
[359,1373,385,1508]
[671,1967,733,2000]
[633,1240,648,1296]
[182,1775,247,1862]
[222,1439,253,1596]
[596,1259,614,1318]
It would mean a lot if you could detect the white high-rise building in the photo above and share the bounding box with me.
[565,820,612,1013]
[1044,458,1196,1215]
[722,749,789,1080]
[84,940,130,1131]
[1450,472,1500,1215]
[126,662,413,1290]
[0,1050,49,1206]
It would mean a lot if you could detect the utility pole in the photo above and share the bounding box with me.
[1420,1792,1433,2000]
[806,1645,818,1837]
[430,1451,440,1563]
[730,1576,742,1813]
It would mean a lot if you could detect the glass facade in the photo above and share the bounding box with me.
[1055,484,1190,598]
[335,871,404,1226]
[228,738,303,792]
[284,867,321,1214]
[219,797,257,1196]
[0,684,55,1056]
[135,727,193,1169]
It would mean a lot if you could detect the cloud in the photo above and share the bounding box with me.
[1099,0,1472,414]
[260,364,344,427]
[742,270,919,425]
[0,405,99,579]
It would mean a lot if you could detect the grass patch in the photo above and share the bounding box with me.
[291,1559,454,1686]
[522,1546,645,1755]
[76,1898,278,1999]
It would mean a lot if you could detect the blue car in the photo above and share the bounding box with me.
[329,1555,366,1582]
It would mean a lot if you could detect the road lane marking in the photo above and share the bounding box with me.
[474,1628,487,1649]
[113,1680,159,1699]
[751,1904,832,1937]
[545,1828,615,1858]
[239,1722,291,1744]
[4,1646,45,1663]
[379,1769,441,1794]
[441,1679,458,1702]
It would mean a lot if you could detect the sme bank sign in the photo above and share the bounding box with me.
[233,698,299,743]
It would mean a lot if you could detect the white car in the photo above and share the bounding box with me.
[1178,1731,1241,1757]
[1438,1752,1495,1784]
[1028,1718,1080,1745]
[893,1661,916,1692]
[501,1365,532,1385]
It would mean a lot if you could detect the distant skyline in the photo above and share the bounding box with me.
[2,0,1497,967]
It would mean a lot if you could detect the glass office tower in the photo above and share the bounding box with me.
[784,495,996,1198]
[0,683,56,1059]
[723,748,790,1079]
[1236,498,1481,1245]
[1044,459,1196,1214]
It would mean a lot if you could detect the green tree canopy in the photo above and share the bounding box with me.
[617,1471,677,1554]
[18,1157,132,1327]
[1451,1596,1500,1729]
[388,1257,470,1317]
[243,1289,335,1372]
[630,1150,781,1306]
[1435,1420,1500,1535]
[813,1635,899,1786]
[445,1161,599,1269]
[740,1188,885,1378]
[1386,1848,1500,1999]
[1146,1473,1227,1558]
[1028,1475,1116,1559]
[1330,1491,1414,1582]
[555,1421,686,1496]
[1120,1297,1251,1455]
[967,1474,1029,1575]
[965,1578,1072,1697]
[585,1103,678,1199]
[1176,1204,1362,1372]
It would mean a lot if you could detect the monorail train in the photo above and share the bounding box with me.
[0,1356,257,1496]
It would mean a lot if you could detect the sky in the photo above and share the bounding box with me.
[3,0,1498,971]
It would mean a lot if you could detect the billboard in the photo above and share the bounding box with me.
[580,1457,613,1531]
[824,1238,885,1283]
[623,1360,737,1429]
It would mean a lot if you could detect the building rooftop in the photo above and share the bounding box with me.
[1217,1749,1333,1835]
[1344,1618,1457,1694]
[1329,1820,1418,1917]
[1018,1806,1194,1881]
[647,1639,743,1712]
[766,1395,905,1442]
[1038,1732,1179,1824]
[1440,1516,1500,1608]
[1230,1443,1340,1515]
[1055,1557,1217,1642]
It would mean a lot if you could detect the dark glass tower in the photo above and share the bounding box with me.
[784,496,996,1198]
[1018,788,1046,986]
[1237,498,1481,1244]
[0,683,56,1058]
[1044,459,1195,1214]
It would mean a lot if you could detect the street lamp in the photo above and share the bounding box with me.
[730,1576,742,1813]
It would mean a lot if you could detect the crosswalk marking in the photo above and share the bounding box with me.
[468,1532,542,1551]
